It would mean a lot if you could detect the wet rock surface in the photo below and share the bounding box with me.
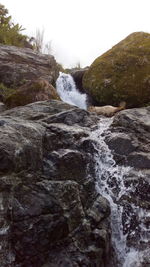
[0,100,110,267]
[0,100,150,266]
[104,107,150,265]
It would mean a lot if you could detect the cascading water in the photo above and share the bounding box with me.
[56,72,87,110]
[56,73,149,266]
[87,117,149,267]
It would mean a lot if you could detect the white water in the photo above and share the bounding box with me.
[88,118,149,267]
[56,76,149,266]
[56,72,87,110]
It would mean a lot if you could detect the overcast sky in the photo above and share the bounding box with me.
[1,0,150,67]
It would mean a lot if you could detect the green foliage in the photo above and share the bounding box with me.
[0,3,31,47]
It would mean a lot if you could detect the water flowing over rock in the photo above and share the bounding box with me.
[0,45,59,88]
[0,97,149,266]
[56,72,87,110]
[89,107,150,266]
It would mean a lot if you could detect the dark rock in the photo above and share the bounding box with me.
[1,100,73,120]
[0,116,45,174]
[0,45,59,87]
[103,106,150,262]
[1,98,149,266]
[0,100,110,267]
[70,67,89,93]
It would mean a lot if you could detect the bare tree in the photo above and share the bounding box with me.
[32,28,53,55]
[33,28,44,52]
[44,40,52,55]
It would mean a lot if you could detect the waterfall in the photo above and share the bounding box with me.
[56,72,87,110]
[87,117,149,267]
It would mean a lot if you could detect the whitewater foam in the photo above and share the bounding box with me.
[56,72,87,110]
[87,117,149,266]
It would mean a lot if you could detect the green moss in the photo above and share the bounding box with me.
[83,32,150,108]
[0,83,15,100]
[5,79,60,108]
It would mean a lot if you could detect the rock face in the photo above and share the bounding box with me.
[70,67,89,93]
[104,106,150,265]
[0,98,149,266]
[0,100,111,267]
[0,45,59,88]
[5,79,60,108]
[83,32,150,108]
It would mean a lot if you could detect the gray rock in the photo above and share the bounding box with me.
[1,100,74,120]
[107,107,150,166]
[0,100,110,267]
[1,99,149,266]
[0,102,6,112]
[104,106,150,261]
[0,45,59,87]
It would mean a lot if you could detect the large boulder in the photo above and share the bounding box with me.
[0,100,110,267]
[5,79,60,108]
[0,45,59,88]
[83,32,150,108]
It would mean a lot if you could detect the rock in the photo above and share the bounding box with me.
[1,100,73,120]
[0,102,6,112]
[0,45,59,88]
[5,79,60,108]
[0,100,111,267]
[107,107,150,166]
[83,32,150,107]
[104,106,150,260]
[70,67,89,93]
[0,116,45,173]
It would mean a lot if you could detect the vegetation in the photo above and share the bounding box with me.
[0,3,32,48]
[83,32,150,108]
[0,82,15,101]
[31,28,53,55]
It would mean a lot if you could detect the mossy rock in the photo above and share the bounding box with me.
[83,32,150,108]
[0,83,16,102]
[5,79,60,108]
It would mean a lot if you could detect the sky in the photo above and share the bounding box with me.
[1,0,150,68]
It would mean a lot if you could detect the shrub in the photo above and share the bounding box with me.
[0,3,32,48]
